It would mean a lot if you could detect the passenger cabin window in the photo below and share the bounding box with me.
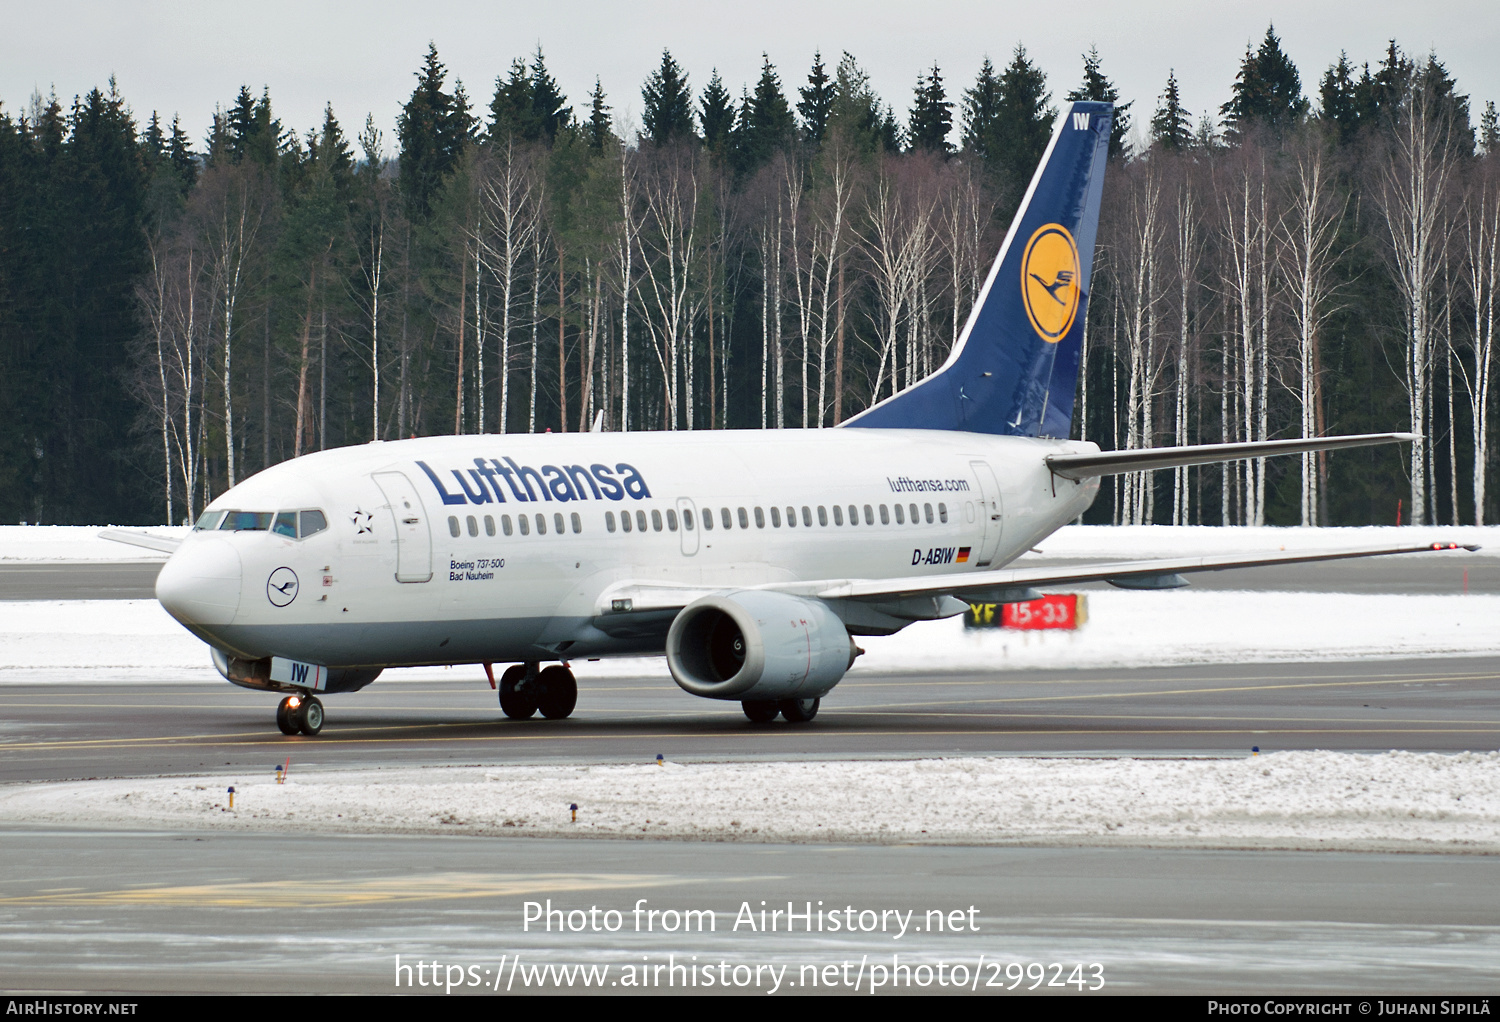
[787,506,798,527]
[909,503,919,523]
[665,510,676,532]
[606,511,617,532]
[273,511,298,538]
[484,515,495,537]
[737,507,749,529]
[519,515,531,536]
[651,510,663,532]
[924,503,934,524]
[939,503,948,524]
[554,513,565,535]
[721,507,733,530]
[620,510,632,532]
[502,514,514,536]
[636,510,647,532]
[848,504,859,525]
[571,512,582,534]
[880,504,890,525]
[536,514,548,535]
[194,510,226,531]
[864,504,875,525]
[701,508,713,530]
[467,515,479,537]
[771,507,781,527]
[817,506,828,526]
[448,516,460,537]
[683,511,694,530]
[754,507,765,528]
[894,503,905,524]
[833,505,844,526]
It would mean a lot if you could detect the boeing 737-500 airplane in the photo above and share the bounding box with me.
[114,101,1471,735]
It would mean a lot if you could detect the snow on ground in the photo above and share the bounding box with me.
[3,590,1496,685]
[2,752,1497,852]
[0,525,184,561]
[1019,524,1500,560]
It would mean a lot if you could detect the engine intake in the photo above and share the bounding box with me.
[666,590,857,701]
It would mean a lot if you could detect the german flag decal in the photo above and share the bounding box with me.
[956,547,971,563]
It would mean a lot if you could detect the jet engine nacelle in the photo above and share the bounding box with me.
[666,590,858,702]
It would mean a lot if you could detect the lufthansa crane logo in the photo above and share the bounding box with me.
[267,567,299,607]
[1020,223,1081,343]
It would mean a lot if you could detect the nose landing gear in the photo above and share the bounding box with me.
[275,694,324,736]
[499,662,577,720]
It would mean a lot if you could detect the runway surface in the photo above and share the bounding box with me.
[3,828,1498,994]
[2,658,1499,783]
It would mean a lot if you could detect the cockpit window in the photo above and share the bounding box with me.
[273,511,298,538]
[194,510,225,531]
[299,510,328,538]
[220,511,273,532]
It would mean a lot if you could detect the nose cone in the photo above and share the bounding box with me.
[156,538,242,626]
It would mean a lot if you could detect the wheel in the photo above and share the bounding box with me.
[779,697,820,723]
[275,697,299,735]
[294,695,324,735]
[499,664,537,719]
[536,665,577,720]
[741,700,780,722]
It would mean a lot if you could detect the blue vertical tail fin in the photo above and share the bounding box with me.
[843,101,1112,437]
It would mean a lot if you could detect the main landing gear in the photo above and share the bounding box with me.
[275,694,324,736]
[499,662,577,720]
[741,697,820,723]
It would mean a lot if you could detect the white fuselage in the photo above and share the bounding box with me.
[156,428,1099,669]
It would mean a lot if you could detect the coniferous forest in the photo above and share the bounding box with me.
[1,30,1496,528]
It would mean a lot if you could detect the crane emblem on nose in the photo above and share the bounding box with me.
[267,567,300,607]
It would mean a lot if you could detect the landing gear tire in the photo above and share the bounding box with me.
[275,697,299,735]
[779,697,820,723]
[536,665,578,720]
[293,695,324,735]
[499,664,537,720]
[741,700,780,723]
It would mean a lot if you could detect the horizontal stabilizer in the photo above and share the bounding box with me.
[97,528,183,554]
[1046,433,1418,481]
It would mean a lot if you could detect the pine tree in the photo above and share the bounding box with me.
[1221,25,1309,140]
[827,52,882,151]
[1150,69,1192,151]
[1319,51,1361,142]
[489,58,538,142]
[642,50,694,145]
[798,51,834,145]
[586,78,613,152]
[961,57,1002,159]
[991,46,1054,189]
[908,63,953,154]
[528,48,570,143]
[397,43,469,219]
[699,70,736,156]
[1066,47,1131,158]
[741,55,795,170]
[1481,101,1499,156]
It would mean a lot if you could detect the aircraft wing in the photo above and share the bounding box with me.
[1046,432,1416,481]
[773,539,1477,606]
[97,528,184,554]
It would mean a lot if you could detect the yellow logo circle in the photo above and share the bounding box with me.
[1020,224,1081,343]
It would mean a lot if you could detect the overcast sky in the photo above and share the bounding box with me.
[4,1,1497,152]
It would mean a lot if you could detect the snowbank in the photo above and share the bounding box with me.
[3,590,1495,685]
[4,752,1497,851]
[0,525,185,561]
[1021,524,1500,561]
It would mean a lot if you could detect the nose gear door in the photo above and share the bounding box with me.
[371,471,433,582]
[969,460,1004,567]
